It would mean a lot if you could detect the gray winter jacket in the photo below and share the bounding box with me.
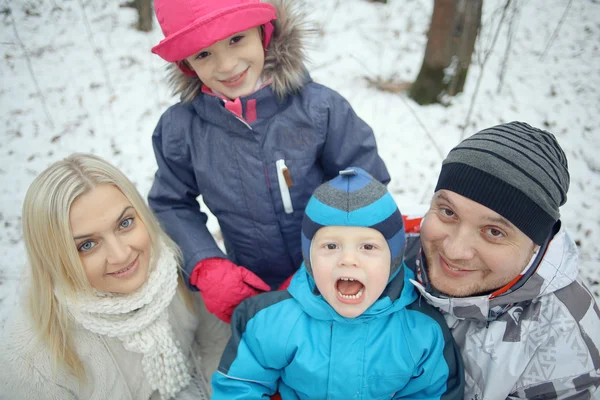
[148,0,389,289]
[406,223,600,399]
[0,291,230,400]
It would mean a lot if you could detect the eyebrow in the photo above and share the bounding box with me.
[435,192,514,231]
[435,192,454,206]
[482,215,514,231]
[72,206,134,240]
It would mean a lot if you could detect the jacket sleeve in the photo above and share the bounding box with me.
[395,302,465,399]
[506,371,600,399]
[211,293,293,399]
[147,109,227,286]
[319,89,390,184]
[0,352,76,400]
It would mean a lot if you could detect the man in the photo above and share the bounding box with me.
[405,121,600,399]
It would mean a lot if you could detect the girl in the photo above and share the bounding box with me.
[149,0,390,323]
[0,154,229,399]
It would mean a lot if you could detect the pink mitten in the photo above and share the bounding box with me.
[190,258,270,323]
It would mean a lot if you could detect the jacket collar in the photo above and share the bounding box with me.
[288,263,417,323]
[191,72,312,129]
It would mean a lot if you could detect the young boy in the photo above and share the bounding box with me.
[211,168,464,399]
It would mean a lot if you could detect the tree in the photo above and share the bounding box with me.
[409,0,482,105]
[121,0,153,32]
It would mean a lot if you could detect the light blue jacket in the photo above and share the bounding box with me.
[211,265,464,399]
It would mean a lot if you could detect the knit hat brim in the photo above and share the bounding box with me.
[436,162,555,245]
[152,3,277,62]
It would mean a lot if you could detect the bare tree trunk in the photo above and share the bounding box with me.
[136,0,153,32]
[409,0,482,105]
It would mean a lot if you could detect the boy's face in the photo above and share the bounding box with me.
[310,226,391,318]
[185,27,265,100]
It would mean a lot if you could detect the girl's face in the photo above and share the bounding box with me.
[185,27,265,100]
[69,184,151,294]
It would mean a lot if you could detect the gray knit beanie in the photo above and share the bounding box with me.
[435,121,570,245]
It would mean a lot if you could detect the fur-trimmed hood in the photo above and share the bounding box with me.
[167,0,312,103]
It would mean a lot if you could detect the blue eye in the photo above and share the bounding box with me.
[120,217,134,229]
[78,241,95,252]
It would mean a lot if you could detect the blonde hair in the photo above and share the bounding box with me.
[21,153,193,380]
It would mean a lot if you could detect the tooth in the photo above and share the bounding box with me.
[337,288,364,300]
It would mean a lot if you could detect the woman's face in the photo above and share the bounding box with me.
[69,184,151,294]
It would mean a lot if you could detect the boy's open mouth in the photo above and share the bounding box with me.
[336,277,365,301]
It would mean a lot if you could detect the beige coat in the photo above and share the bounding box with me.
[0,291,230,400]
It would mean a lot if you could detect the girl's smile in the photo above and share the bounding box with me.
[185,27,265,100]
[218,67,249,88]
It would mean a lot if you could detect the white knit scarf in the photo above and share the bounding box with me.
[65,245,191,399]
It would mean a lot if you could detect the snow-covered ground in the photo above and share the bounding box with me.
[1,0,598,328]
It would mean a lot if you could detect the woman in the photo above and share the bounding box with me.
[0,153,230,399]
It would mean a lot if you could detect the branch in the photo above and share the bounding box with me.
[76,0,115,98]
[399,94,444,160]
[497,1,521,93]
[461,0,510,139]
[539,0,573,61]
[8,8,54,128]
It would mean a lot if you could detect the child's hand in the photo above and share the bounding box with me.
[190,258,271,323]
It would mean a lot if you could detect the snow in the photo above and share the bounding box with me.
[1,0,598,328]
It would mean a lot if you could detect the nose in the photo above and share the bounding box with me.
[443,227,476,261]
[215,51,236,74]
[105,236,131,265]
[339,248,359,268]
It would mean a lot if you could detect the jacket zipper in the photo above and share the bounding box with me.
[234,115,252,130]
[276,159,293,214]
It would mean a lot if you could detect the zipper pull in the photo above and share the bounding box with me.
[276,159,294,214]
[282,167,293,187]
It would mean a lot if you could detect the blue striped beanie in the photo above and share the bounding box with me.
[301,167,406,279]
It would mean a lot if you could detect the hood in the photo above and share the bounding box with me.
[413,224,579,322]
[167,0,311,103]
[287,263,417,323]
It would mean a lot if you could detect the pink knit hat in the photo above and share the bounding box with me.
[152,0,277,62]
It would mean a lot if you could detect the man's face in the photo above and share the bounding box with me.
[421,190,537,298]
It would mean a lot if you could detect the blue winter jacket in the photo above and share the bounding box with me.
[211,265,465,399]
[147,1,389,290]
[148,76,389,289]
